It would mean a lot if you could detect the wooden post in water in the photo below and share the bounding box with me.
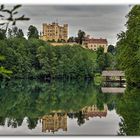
[120,76,122,81]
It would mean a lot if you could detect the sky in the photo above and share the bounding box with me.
[6,5,131,45]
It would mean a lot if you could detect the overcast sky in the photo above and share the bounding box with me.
[13,5,131,45]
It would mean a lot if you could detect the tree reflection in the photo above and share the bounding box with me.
[75,111,85,126]
[27,117,38,130]
[0,117,5,126]
[0,79,121,130]
[117,87,140,136]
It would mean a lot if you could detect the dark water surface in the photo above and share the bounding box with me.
[0,80,139,135]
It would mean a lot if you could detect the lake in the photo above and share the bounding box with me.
[0,80,139,136]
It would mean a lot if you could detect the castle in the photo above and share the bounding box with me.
[40,22,108,52]
[40,22,68,42]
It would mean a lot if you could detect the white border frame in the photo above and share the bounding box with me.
[0,0,140,140]
[0,0,140,4]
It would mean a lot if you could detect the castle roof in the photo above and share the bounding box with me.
[84,38,107,44]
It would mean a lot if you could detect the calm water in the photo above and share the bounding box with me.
[0,80,139,136]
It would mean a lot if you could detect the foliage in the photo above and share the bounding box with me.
[0,55,12,78]
[7,26,24,38]
[27,25,39,39]
[67,36,75,42]
[94,73,103,85]
[57,39,66,43]
[0,38,97,79]
[116,5,140,85]
[0,79,120,129]
[67,30,85,44]
[0,66,12,78]
[0,29,6,40]
[77,30,85,44]
[117,87,140,135]
[96,47,117,71]
[96,47,106,71]
[0,5,30,32]
[107,44,115,54]
[0,4,29,78]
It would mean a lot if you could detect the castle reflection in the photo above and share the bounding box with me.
[82,104,107,120]
[42,113,67,133]
[41,104,108,133]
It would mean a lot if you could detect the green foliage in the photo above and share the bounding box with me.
[36,44,97,79]
[27,25,39,39]
[96,47,117,71]
[0,79,120,129]
[117,87,140,135]
[96,47,106,71]
[0,4,30,79]
[7,26,24,38]
[0,54,12,78]
[0,29,6,40]
[0,80,97,127]
[0,38,97,79]
[0,55,5,61]
[116,5,140,85]
[0,66,12,78]
[57,39,66,43]
[107,44,115,54]
[67,30,85,44]
[94,73,103,85]
[77,30,85,44]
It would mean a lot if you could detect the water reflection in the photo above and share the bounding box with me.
[0,79,129,135]
[117,87,140,136]
[42,113,67,133]
[41,104,108,133]
[82,104,107,119]
[101,81,126,93]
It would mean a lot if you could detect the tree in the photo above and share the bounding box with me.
[96,47,106,71]
[105,52,116,70]
[0,5,29,79]
[57,39,65,43]
[0,29,6,40]
[7,28,12,38]
[12,26,18,37]
[76,111,85,126]
[17,29,24,38]
[116,5,140,85]
[0,5,30,33]
[27,25,39,39]
[8,26,24,38]
[117,87,140,135]
[77,30,85,44]
[67,36,75,42]
[107,45,115,54]
[0,55,12,78]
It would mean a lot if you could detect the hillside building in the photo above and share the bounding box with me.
[83,35,108,53]
[40,22,68,42]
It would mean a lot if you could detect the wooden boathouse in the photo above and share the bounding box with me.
[102,70,125,82]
